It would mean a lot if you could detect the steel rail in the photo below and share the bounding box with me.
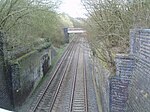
[49,37,78,112]
[69,38,88,112]
[83,41,88,112]
[69,46,80,112]
[32,37,77,112]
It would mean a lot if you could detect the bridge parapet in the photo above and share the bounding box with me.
[67,28,86,34]
[63,27,86,43]
[109,29,150,112]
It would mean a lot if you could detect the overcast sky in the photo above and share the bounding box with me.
[58,0,86,18]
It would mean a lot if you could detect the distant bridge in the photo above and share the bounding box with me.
[63,27,86,43]
[67,28,86,34]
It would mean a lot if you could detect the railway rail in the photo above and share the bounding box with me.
[30,37,89,112]
[70,39,88,112]
[30,37,78,112]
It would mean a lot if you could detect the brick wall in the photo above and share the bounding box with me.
[109,77,129,112]
[127,29,150,112]
[109,29,150,112]
[109,55,135,112]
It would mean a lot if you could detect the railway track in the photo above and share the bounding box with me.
[48,39,79,112]
[69,39,88,112]
[30,37,88,112]
[30,37,78,112]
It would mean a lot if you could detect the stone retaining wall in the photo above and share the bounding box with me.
[7,47,51,108]
[0,32,13,110]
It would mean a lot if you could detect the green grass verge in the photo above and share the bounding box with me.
[51,44,67,66]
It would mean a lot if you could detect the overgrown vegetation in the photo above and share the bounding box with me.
[0,0,74,60]
[82,0,150,74]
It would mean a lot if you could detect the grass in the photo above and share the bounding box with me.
[51,44,67,66]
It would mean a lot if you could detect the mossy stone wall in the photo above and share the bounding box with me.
[8,46,51,108]
[0,32,13,110]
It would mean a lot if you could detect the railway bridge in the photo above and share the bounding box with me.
[64,27,86,43]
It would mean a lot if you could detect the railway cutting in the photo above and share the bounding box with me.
[28,36,99,112]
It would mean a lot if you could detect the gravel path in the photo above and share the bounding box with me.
[83,39,99,112]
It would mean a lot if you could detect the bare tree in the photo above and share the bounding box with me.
[82,0,150,74]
